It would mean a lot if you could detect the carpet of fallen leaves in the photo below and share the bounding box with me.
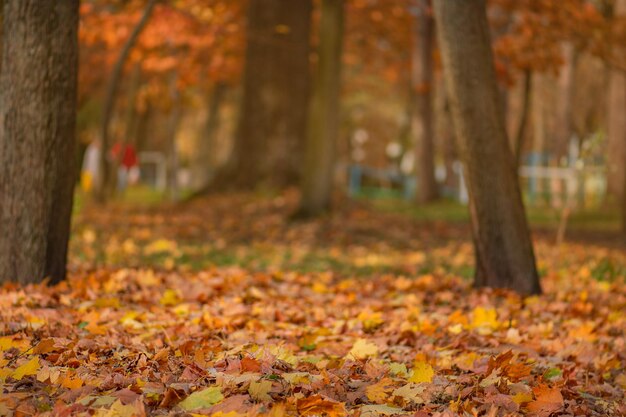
[1,192,625,416]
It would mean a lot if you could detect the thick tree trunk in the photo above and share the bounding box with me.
[97,0,157,203]
[413,0,438,204]
[297,0,344,217]
[220,0,312,190]
[433,0,541,295]
[0,0,79,285]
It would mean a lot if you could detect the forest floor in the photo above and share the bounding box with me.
[1,191,625,416]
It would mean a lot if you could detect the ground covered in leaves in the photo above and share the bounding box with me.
[1,192,625,416]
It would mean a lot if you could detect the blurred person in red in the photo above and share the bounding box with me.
[110,142,139,191]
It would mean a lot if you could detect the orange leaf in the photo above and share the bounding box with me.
[527,385,563,417]
[297,395,346,417]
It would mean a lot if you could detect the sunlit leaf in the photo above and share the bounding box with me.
[179,387,223,411]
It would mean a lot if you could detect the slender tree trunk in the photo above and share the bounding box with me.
[622,162,626,238]
[194,82,227,189]
[532,74,549,204]
[554,43,576,163]
[124,63,142,145]
[413,0,438,204]
[0,2,3,74]
[217,0,312,190]
[607,0,626,204]
[135,103,152,151]
[96,0,157,202]
[0,0,79,284]
[513,69,532,166]
[440,88,458,190]
[166,71,183,202]
[433,0,541,295]
[297,0,344,217]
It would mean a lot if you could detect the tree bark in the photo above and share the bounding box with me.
[96,0,157,203]
[0,0,79,284]
[219,0,312,190]
[607,0,626,204]
[413,0,438,204]
[297,0,344,217]
[166,71,183,202]
[513,69,532,166]
[194,82,227,189]
[623,159,626,238]
[554,43,576,163]
[433,0,541,295]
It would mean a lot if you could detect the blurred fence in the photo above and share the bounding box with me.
[347,162,608,209]
[138,152,167,191]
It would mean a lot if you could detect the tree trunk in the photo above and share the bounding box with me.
[297,0,344,217]
[440,89,458,190]
[413,0,438,204]
[96,0,157,203]
[622,162,626,238]
[194,82,227,190]
[433,0,541,295]
[554,43,576,163]
[0,2,3,74]
[166,72,183,202]
[607,0,626,204]
[513,69,532,166]
[0,0,79,285]
[219,0,312,190]
[124,63,142,145]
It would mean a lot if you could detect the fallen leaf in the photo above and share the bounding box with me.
[297,395,346,417]
[348,339,378,360]
[408,361,434,383]
[179,387,223,411]
[248,379,272,402]
[12,357,39,381]
[360,404,404,416]
[527,385,563,417]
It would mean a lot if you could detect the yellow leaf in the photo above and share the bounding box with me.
[615,373,626,389]
[408,361,434,383]
[249,380,272,402]
[144,238,178,255]
[389,362,409,378]
[365,378,392,404]
[471,307,499,335]
[12,356,40,380]
[0,368,12,383]
[357,310,384,332]
[160,289,182,306]
[179,387,223,411]
[348,339,378,360]
[512,391,533,404]
[95,399,138,417]
[0,336,29,352]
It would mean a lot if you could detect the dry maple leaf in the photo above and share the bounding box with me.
[527,385,564,417]
[297,395,346,417]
